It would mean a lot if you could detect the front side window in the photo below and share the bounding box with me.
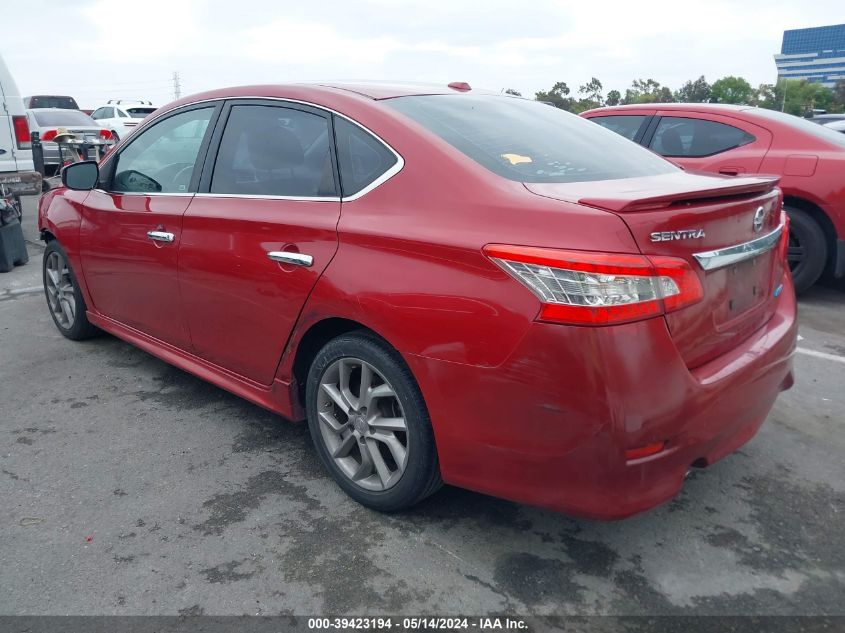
[386,95,676,183]
[111,107,213,194]
[210,105,335,197]
[334,117,398,197]
[590,115,648,141]
[649,117,755,157]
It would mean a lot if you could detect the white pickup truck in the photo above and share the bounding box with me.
[1,54,42,203]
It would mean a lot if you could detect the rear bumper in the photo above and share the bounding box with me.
[411,272,797,520]
[0,170,42,196]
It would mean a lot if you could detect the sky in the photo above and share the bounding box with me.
[3,0,844,109]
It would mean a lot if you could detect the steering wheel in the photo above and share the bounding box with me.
[171,164,195,190]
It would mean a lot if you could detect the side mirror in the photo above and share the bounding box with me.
[61,161,99,191]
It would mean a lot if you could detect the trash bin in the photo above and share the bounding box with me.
[0,194,28,272]
[0,174,40,273]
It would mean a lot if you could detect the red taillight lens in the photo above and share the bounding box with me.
[41,129,58,142]
[12,116,31,149]
[483,244,704,326]
[625,441,666,460]
[779,208,790,263]
[99,129,113,140]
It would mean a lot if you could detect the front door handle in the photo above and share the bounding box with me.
[267,251,313,267]
[147,230,175,243]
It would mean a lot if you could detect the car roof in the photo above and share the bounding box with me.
[585,103,752,115]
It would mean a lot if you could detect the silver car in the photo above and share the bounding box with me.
[26,108,114,176]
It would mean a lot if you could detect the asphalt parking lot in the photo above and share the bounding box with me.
[1,195,843,617]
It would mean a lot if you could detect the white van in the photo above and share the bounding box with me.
[1,54,41,197]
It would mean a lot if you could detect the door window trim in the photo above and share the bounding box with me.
[96,101,223,196]
[151,96,404,202]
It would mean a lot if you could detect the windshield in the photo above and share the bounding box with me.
[127,107,156,119]
[32,110,99,127]
[751,108,845,149]
[385,94,677,183]
[28,96,78,109]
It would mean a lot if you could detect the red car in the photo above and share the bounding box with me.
[581,103,845,293]
[38,83,796,519]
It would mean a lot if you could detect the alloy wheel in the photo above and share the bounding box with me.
[45,250,76,329]
[787,231,805,275]
[316,357,409,491]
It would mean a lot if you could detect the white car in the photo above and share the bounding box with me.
[824,119,845,134]
[90,100,157,141]
[1,54,40,209]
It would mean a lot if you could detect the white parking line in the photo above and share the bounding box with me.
[796,347,845,364]
[7,285,44,295]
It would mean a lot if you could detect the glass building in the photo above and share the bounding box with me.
[774,24,845,88]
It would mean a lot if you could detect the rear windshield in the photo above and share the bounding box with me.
[32,110,98,127]
[127,107,156,119]
[28,96,79,109]
[385,95,677,183]
[751,108,845,149]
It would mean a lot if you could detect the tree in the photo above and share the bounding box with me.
[535,81,575,111]
[622,78,666,104]
[751,83,777,109]
[710,76,753,104]
[833,80,845,112]
[504,88,522,97]
[674,76,711,103]
[605,89,621,106]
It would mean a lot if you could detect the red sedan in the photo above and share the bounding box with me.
[582,103,845,293]
[38,83,796,519]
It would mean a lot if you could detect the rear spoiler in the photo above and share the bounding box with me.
[579,175,780,213]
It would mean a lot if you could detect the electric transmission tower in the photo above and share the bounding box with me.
[172,71,182,100]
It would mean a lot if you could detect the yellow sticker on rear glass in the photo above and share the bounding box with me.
[500,153,533,165]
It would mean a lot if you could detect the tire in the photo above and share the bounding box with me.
[111,130,120,142]
[42,241,99,340]
[306,331,442,512]
[786,206,827,294]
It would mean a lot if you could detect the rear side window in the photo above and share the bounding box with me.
[210,104,336,197]
[649,117,755,157]
[590,115,647,141]
[334,117,398,197]
[386,95,676,183]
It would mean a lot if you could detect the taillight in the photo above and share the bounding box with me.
[99,129,113,140]
[484,244,704,326]
[779,208,790,263]
[41,129,58,142]
[12,116,31,149]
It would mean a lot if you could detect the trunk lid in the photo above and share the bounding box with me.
[526,172,785,368]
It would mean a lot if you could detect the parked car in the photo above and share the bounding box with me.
[24,95,79,110]
[0,55,41,216]
[824,119,845,134]
[582,104,845,292]
[808,113,845,125]
[39,84,796,519]
[90,100,157,140]
[26,109,114,176]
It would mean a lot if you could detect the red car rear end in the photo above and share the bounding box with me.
[39,86,797,518]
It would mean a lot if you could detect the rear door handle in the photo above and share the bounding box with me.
[267,251,313,267]
[147,230,175,243]
[718,167,744,176]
